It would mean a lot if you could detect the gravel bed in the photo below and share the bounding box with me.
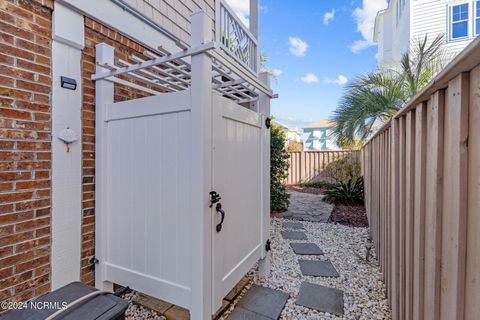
[123,291,166,320]
[222,218,391,320]
[122,218,391,319]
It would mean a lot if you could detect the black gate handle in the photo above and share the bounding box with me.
[215,203,225,232]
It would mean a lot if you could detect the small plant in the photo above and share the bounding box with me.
[323,177,364,206]
[324,156,361,184]
[270,123,290,212]
[299,181,337,190]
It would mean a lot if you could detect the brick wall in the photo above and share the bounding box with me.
[0,0,53,307]
[80,18,153,285]
[0,0,154,306]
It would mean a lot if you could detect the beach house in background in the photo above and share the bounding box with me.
[374,0,480,66]
[274,121,302,144]
[303,120,338,151]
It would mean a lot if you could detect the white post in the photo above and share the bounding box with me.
[249,0,260,73]
[50,2,84,290]
[259,71,271,279]
[190,11,213,320]
[249,0,259,39]
[94,43,114,292]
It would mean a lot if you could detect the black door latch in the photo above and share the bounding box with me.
[215,203,225,232]
[209,191,221,208]
[265,117,271,129]
[265,239,271,252]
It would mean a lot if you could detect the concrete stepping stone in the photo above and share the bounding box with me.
[298,260,339,277]
[228,308,273,320]
[281,231,307,240]
[296,282,344,316]
[282,222,304,230]
[229,285,289,320]
[290,243,324,255]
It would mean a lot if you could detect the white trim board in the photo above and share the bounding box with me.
[57,0,179,54]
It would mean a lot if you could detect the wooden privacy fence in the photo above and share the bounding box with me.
[286,150,359,185]
[361,37,480,320]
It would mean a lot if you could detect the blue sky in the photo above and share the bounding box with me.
[226,0,388,129]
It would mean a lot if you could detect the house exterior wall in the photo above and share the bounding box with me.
[80,18,153,286]
[411,0,474,57]
[0,0,222,308]
[122,0,215,45]
[0,0,54,305]
[376,0,478,66]
[304,127,337,151]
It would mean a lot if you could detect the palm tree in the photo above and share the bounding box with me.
[331,35,446,147]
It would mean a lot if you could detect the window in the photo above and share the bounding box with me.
[476,1,480,34]
[451,3,469,39]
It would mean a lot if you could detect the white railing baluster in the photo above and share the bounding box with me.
[217,0,258,74]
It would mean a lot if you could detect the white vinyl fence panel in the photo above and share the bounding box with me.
[103,91,193,307]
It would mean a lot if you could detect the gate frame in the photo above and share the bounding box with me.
[93,11,273,320]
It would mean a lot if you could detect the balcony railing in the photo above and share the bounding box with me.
[216,0,259,74]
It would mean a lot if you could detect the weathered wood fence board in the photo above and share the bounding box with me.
[286,150,359,185]
[362,38,480,320]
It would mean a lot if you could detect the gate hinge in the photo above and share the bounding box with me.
[265,117,271,129]
[89,257,99,272]
[265,239,271,252]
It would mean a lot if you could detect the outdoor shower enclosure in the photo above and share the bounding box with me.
[92,11,273,320]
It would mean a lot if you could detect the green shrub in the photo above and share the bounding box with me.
[323,177,364,206]
[324,156,361,184]
[299,181,337,190]
[271,123,290,212]
[286,140,303,152]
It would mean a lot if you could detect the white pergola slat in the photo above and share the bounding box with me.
[91,41,273,104]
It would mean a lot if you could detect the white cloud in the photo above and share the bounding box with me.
[288,37,309,57]
[323,9,335,26]
[225,0,250,27]
[326,75,348,85]
[300,73,319,84]
[350,0,388,53]
[270,69,283,77]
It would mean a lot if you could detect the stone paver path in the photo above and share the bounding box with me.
[298,260,340,277]
[280,231,307,240]
[290,242,324,255]
[296,282,344,316]
[228,285,289,320]
[282,222,304,230]
[283,191,333,222]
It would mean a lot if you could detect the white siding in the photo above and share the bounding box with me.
[123,0,215,44]
[411,0,472,58]
[376,0,477,65]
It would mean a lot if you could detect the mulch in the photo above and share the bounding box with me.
[328,205,368,227]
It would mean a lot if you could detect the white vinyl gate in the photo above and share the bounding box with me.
[96,90,267,312]
[212,94,264,310]
[93,12,273,318]
[99,91,193,307]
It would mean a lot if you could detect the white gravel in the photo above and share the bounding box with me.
[123,291,166,320]
[123,218,391,319]
[222,218,391,320]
